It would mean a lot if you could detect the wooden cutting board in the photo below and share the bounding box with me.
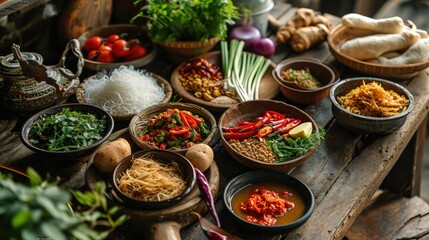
[58,0,113,46]
[85,128,220,240]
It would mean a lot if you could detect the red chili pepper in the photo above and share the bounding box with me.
[257,126,273,138]
[252,120,265,131]
[179,111,191,128]
[223,130,257,140]
[279,119,302,134]
[170,126,190,135]
[222,124,253,133]
[186,116,199,129]
[265,110,286,120]
[237,121,254,126]
[138,135,149,141]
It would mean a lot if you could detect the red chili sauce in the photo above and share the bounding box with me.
[231,182,306,226]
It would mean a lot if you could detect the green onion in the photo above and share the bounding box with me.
[221,40,271,101]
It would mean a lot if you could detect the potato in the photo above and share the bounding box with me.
[93,138,131,173]
[185,143,214,172]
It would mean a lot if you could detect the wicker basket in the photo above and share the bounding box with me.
[76,71,172,121]
[327,24,429,80]
[129,102,217,155]
[156,37,220,63]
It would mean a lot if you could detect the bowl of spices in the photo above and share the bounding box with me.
[129,102,217,155]
[223,170,315,234]
[20,103,114,161]
[272,57,338,105]
[76,66,172,121]
[219,100,324,172]
[329,77,414,134]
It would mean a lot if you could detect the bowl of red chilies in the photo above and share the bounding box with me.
[219,100,323,172]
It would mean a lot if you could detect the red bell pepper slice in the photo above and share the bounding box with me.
[224,130,257,140]
[179,111,191,128]
[170,126,190,135]
[181,111,203,124]
[257,126,273,138]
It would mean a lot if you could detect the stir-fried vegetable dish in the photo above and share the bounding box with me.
[138,108,211,149]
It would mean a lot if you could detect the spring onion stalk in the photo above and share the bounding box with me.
[221,40,271,101]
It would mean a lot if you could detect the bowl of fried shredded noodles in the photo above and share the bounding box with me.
[112,149,196,209]
[329,77,414,134]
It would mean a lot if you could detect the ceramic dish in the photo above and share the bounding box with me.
[329,77,414,134]
[272,57,339,105]
[77,24,157,71]
[170,51,279,112]
[328,23,429,80]
[219,100,319,172]
[129,102,217,155]
[76,71,172,121]
[223,170,315,234]
[20,103,114,161]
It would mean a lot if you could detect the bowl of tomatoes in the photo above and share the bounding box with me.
[77,24,157,71]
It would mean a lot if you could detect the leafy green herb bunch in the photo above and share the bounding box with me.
[132,0,238,42]
[0,168,128,240]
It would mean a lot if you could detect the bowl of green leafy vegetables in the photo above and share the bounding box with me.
[20,103,114,161]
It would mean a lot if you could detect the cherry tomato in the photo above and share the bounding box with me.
[127,38,141,47]
[96,50,115,63]
[126,44,147,61]
[106,34,120,44]
[84,36,103,52]
[86,50,99,61]
[112,39,130,58]
[99,45,112,52]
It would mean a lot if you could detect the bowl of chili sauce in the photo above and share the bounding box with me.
[129,102,217,155]
[223,170,315,234]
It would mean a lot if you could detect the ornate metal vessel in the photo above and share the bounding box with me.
[0,39,84,114]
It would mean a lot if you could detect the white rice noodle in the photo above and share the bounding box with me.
[84,65,165,115]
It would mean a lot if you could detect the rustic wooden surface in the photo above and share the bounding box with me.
[0,0,41,18]
[345,191,429,240]
[1,1,429,240]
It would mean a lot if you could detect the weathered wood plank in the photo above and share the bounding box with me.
[345,191,429,240]
[0,0,41,18]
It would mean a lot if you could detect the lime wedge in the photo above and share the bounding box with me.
[289,122,313,139]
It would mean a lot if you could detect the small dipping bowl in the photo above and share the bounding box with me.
[223,170,315,234]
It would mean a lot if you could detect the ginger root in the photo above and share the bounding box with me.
[276,8,330,52]
[291,24,330,52]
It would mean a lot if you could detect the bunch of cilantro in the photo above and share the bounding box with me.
[133,0,238,42]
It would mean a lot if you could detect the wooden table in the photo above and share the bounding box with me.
[1,1,429,240]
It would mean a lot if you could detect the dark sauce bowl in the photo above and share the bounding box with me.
[223,170,315,235]
[20,103,114,161]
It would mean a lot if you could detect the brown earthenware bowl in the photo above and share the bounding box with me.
[272,57,339,105]
[219,100,319,172]
[171,51,279,112]
[129,102,217,155]
[77,24,157,71]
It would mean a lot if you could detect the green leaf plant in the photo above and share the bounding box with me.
[0,168,128,240]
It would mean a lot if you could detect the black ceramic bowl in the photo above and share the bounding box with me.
[223,170,315,234]
[329,77,414,134]
[20,103,114,161]
[112,149,196,210]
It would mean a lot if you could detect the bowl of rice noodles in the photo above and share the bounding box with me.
[76,66,172,121]
[329,77,414,134]
[112,149,196,209]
